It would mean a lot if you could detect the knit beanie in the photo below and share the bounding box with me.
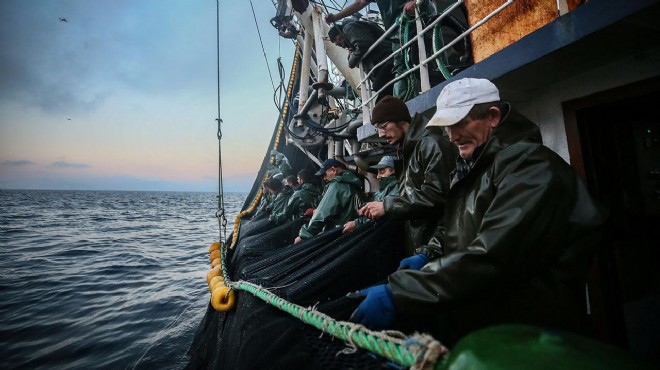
[371,95,411,124]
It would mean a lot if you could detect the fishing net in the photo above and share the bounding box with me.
[186,218,405,369]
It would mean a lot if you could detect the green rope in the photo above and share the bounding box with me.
[230,280,449,369]
[397,13,418,101]
[432,22,453,80]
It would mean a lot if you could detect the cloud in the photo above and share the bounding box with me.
[49,160,91,169]
[1,159,35,167]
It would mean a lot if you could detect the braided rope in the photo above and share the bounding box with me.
[231,280,449,369]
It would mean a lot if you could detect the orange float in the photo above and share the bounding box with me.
[209,241,221,253]
[208,275,225,292]
[206,266,221,283]
[211,286,235,311]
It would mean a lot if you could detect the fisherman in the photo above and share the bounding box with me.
[252,180,274,219]
[266,177,294,223]
[359,95,456,256]
[271,169,321,225]
[342,156,399,234]
[269,149,292,177]
[294,159,363,244]
[325,0,435,100]
[350,78,606,346]
[328,19,395,100]
[284,174,299,191]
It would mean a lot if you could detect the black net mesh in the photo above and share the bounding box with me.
[186,218,405,370]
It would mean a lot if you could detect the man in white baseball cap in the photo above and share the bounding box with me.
[427,77,501,160]
[351,78,606,346]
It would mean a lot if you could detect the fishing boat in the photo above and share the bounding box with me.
[186,0,660,368]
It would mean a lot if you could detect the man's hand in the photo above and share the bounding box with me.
[398,254,429,270]
[325,13,337,24]
[342,220,356,234]
[358,201,385,220]
[294,236,303,244]
[403,0,416,14]
[348,284,397,330]
[303,208,315,217]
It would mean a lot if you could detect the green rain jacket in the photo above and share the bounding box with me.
[299,170,363,240]
[389,105,606,344]
[383,114,457,255]
[354,176,400,227]
[271,182,321,224]
[268,186,294,220]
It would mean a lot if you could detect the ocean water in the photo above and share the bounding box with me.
[0,190,247,370]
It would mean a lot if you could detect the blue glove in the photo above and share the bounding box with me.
[349,284,396,330]
[398,254,429,270]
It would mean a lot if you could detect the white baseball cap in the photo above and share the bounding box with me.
[427,78,500,127]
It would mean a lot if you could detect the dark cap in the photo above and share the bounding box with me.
[314,158,346,176]
[370,156,395,170]
[371,95,411,124]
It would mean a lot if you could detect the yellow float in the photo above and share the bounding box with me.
[211,286,235,311]
[209,241,221,253]
[208,275,225,292]
[206,266,222,284]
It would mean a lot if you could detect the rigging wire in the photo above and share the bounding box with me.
[249,0,277,91]
[216,0,227,242]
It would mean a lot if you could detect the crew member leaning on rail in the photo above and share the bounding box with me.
[294,159,364,244]
[350,78,606,346]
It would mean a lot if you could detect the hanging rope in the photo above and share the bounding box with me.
[250,0,277,91]
[215,0,227,242]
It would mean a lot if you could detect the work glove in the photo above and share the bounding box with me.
[348,284,396,330]
[398,254,429,270]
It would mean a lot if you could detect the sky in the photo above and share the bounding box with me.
[0,0,295,192]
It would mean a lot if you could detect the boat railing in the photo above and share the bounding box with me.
[354,0,515,119]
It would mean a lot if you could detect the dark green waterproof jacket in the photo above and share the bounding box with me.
[271,182,321,224]
[354,175,400,227]
[383,114,457,255]
[389,105,606,345]
[268,186,294,220]
[342,20,393,71]
[299,170,363,239]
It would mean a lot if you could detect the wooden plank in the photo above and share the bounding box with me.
[465,0,557,62]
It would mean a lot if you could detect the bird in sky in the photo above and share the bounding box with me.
[59,17,68,23]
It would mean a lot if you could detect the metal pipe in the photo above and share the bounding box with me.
[312,7,329,100]
[415,3,431,92]
[292,4,361,92]
[298,29,313,115]
[296,89,319,125]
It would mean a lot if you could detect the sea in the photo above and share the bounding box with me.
[0,189,247,370]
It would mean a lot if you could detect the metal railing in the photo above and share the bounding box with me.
[355,0,515,115]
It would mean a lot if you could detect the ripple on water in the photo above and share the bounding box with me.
[0,190,246,369]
